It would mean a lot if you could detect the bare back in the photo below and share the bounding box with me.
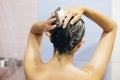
[24,6,117,80]
[26,58,97,80]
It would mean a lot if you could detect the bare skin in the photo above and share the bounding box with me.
[24,6,117,80]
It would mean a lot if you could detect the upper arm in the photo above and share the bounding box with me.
[24,19,55,73]
[81,7,117,77]
[24,32,44,70]
[83,25,117,77]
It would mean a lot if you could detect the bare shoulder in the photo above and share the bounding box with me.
[34,64,98,80]
[81,64,103,80]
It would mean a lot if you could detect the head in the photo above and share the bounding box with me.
[49,7,85,55]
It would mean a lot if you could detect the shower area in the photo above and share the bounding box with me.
[0,0,37,80]
[0,0,120,80]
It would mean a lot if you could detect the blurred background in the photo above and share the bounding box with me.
[0,0,120,80]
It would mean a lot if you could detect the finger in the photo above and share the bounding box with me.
[51,12,55,18]
[63,13,73,28]
[49,18,56,24]
[45,32,51,37]
[70,14,82,25]
[49,12,55,20]
[49,25,56,30]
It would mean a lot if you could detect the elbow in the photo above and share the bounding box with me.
[114,23,117,31]
[112,21,117,31]
[104,21,117,33]
[30,24,37,33]
[30,24,42,35]
[112,21,117,32]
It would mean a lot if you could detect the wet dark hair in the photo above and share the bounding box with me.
[50,18,85,55]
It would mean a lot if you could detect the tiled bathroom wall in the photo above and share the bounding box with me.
[0,0,37,80]
[111,0,120,80]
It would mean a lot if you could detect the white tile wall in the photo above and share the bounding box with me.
[111,63,120,80]
[112,0,120,30]
[112,0,120,80]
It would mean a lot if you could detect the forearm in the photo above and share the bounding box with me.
[24,17,56,66]
[83,7,117,32]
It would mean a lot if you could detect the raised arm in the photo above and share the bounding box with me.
[82,6,117,77]
[24,14,56,73]
[64,6,117,78]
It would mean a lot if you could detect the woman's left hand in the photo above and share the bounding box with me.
[31,13,56,35]
[63,6,85,28]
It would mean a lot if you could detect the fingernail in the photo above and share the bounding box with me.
[53,25,56,27]
[62,24,65,28]
[52,18,56,21]
[70,22,73,25]
[51,24,55,26]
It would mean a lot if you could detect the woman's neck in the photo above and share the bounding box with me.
[51,51,74,66]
